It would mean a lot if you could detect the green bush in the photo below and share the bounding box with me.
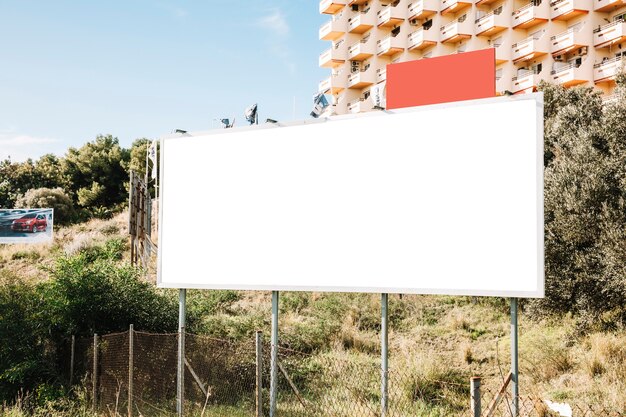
[14,187,75,225]
[0,278,54,403]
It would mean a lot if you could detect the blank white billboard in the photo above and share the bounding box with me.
[158,94,544,297]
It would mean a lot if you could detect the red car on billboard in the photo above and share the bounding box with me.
[11,213,48,233]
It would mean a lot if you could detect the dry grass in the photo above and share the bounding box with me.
[2,209,626,413]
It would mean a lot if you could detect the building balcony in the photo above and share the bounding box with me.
[594,0,624,12]
[512,33,549,62]
[477,0,499,6]
[377,67,387,83]
[512,1,550,29]
[440,0,472,15]
[319,13,347,41]
[475,7,508,36]
[594,20,626,48]
[319,70,348,94]
[491,43,511,64]
[348,67,376,89]
[377,5,405,28]
[551,58,592,86]
[348,37,375,61]
[348,0,368,4]
[377,35,406,56]
[347,9,375,34]
[594,56,623,83]
[408,0,438,20]
[408,27,438,50]
[496,76,512,93]
[550,0,590,20]
[319,39,348,68]
[320,0,347,14]
[440,17,473,43]
[347,96,373,113]
[550,26,590,54]
[511,70,544,93]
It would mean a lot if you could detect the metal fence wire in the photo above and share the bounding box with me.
[68,329,625,417]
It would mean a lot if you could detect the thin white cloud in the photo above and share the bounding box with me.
[0,133,61,162]
[155,2,188,19]
[257,9,289,37]
[256,8,296,75]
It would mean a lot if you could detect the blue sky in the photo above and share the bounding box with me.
[0,0,328,161]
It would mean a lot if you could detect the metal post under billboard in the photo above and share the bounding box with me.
[177,289,186,416]
[511,298,519,416]
[381,293,389,416]
[270,291,279,417]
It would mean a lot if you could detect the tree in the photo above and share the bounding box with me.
[531,81,626,328]
[62,135,130,210]
[15,188,75,225]
[0,154,65,209]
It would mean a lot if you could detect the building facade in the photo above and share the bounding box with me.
[319,0,626,114]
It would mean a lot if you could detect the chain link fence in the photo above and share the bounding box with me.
[67,329,624,416]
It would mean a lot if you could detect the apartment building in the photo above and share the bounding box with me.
[319,0,626,114]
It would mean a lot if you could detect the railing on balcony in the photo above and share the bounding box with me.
[377,68,387,82]
[512,0,548,27]
[594,0,624,12]
[593,18,624,34]
[377,5,403,26]
[408,0,437,19]
[512,68,540,81]
[551,60,582,74]
[320,0,347,14]
[551,26,579,41]
[475,6,503,24]
[594,19,626,47]
[347,7,373,32]
[593,55,623,68]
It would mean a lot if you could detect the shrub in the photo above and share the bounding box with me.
[14,187,74,225]
[0,278,54,402]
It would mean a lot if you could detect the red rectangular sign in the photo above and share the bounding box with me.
[386,48,496,109]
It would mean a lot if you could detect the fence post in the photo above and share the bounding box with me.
[381,293,389,417]
[471,377,481,417]
[69,335,75,386]
[128,324,134,417]
[256,330,263,417]
[270,291,279,417]
[92,334,99,412]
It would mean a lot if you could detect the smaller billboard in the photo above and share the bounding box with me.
[0,209,54,244]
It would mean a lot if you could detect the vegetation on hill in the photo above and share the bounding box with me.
[0,78,626,414]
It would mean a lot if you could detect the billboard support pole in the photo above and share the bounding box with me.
[177,289,186,417]
[270,291,279,417]
[511,298,519,416]
[381,293,389,416]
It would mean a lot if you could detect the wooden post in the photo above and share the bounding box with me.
[92,334,99,412]
[256,331,263,417]
[471,377,481,417]
[69,335,75,386]
[128,324,134,417]
[269,291,279,417]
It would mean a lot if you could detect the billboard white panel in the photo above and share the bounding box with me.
[158,95,544,297]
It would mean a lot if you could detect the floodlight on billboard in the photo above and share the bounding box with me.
[0,209,54,244]
[158,94,544,298]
